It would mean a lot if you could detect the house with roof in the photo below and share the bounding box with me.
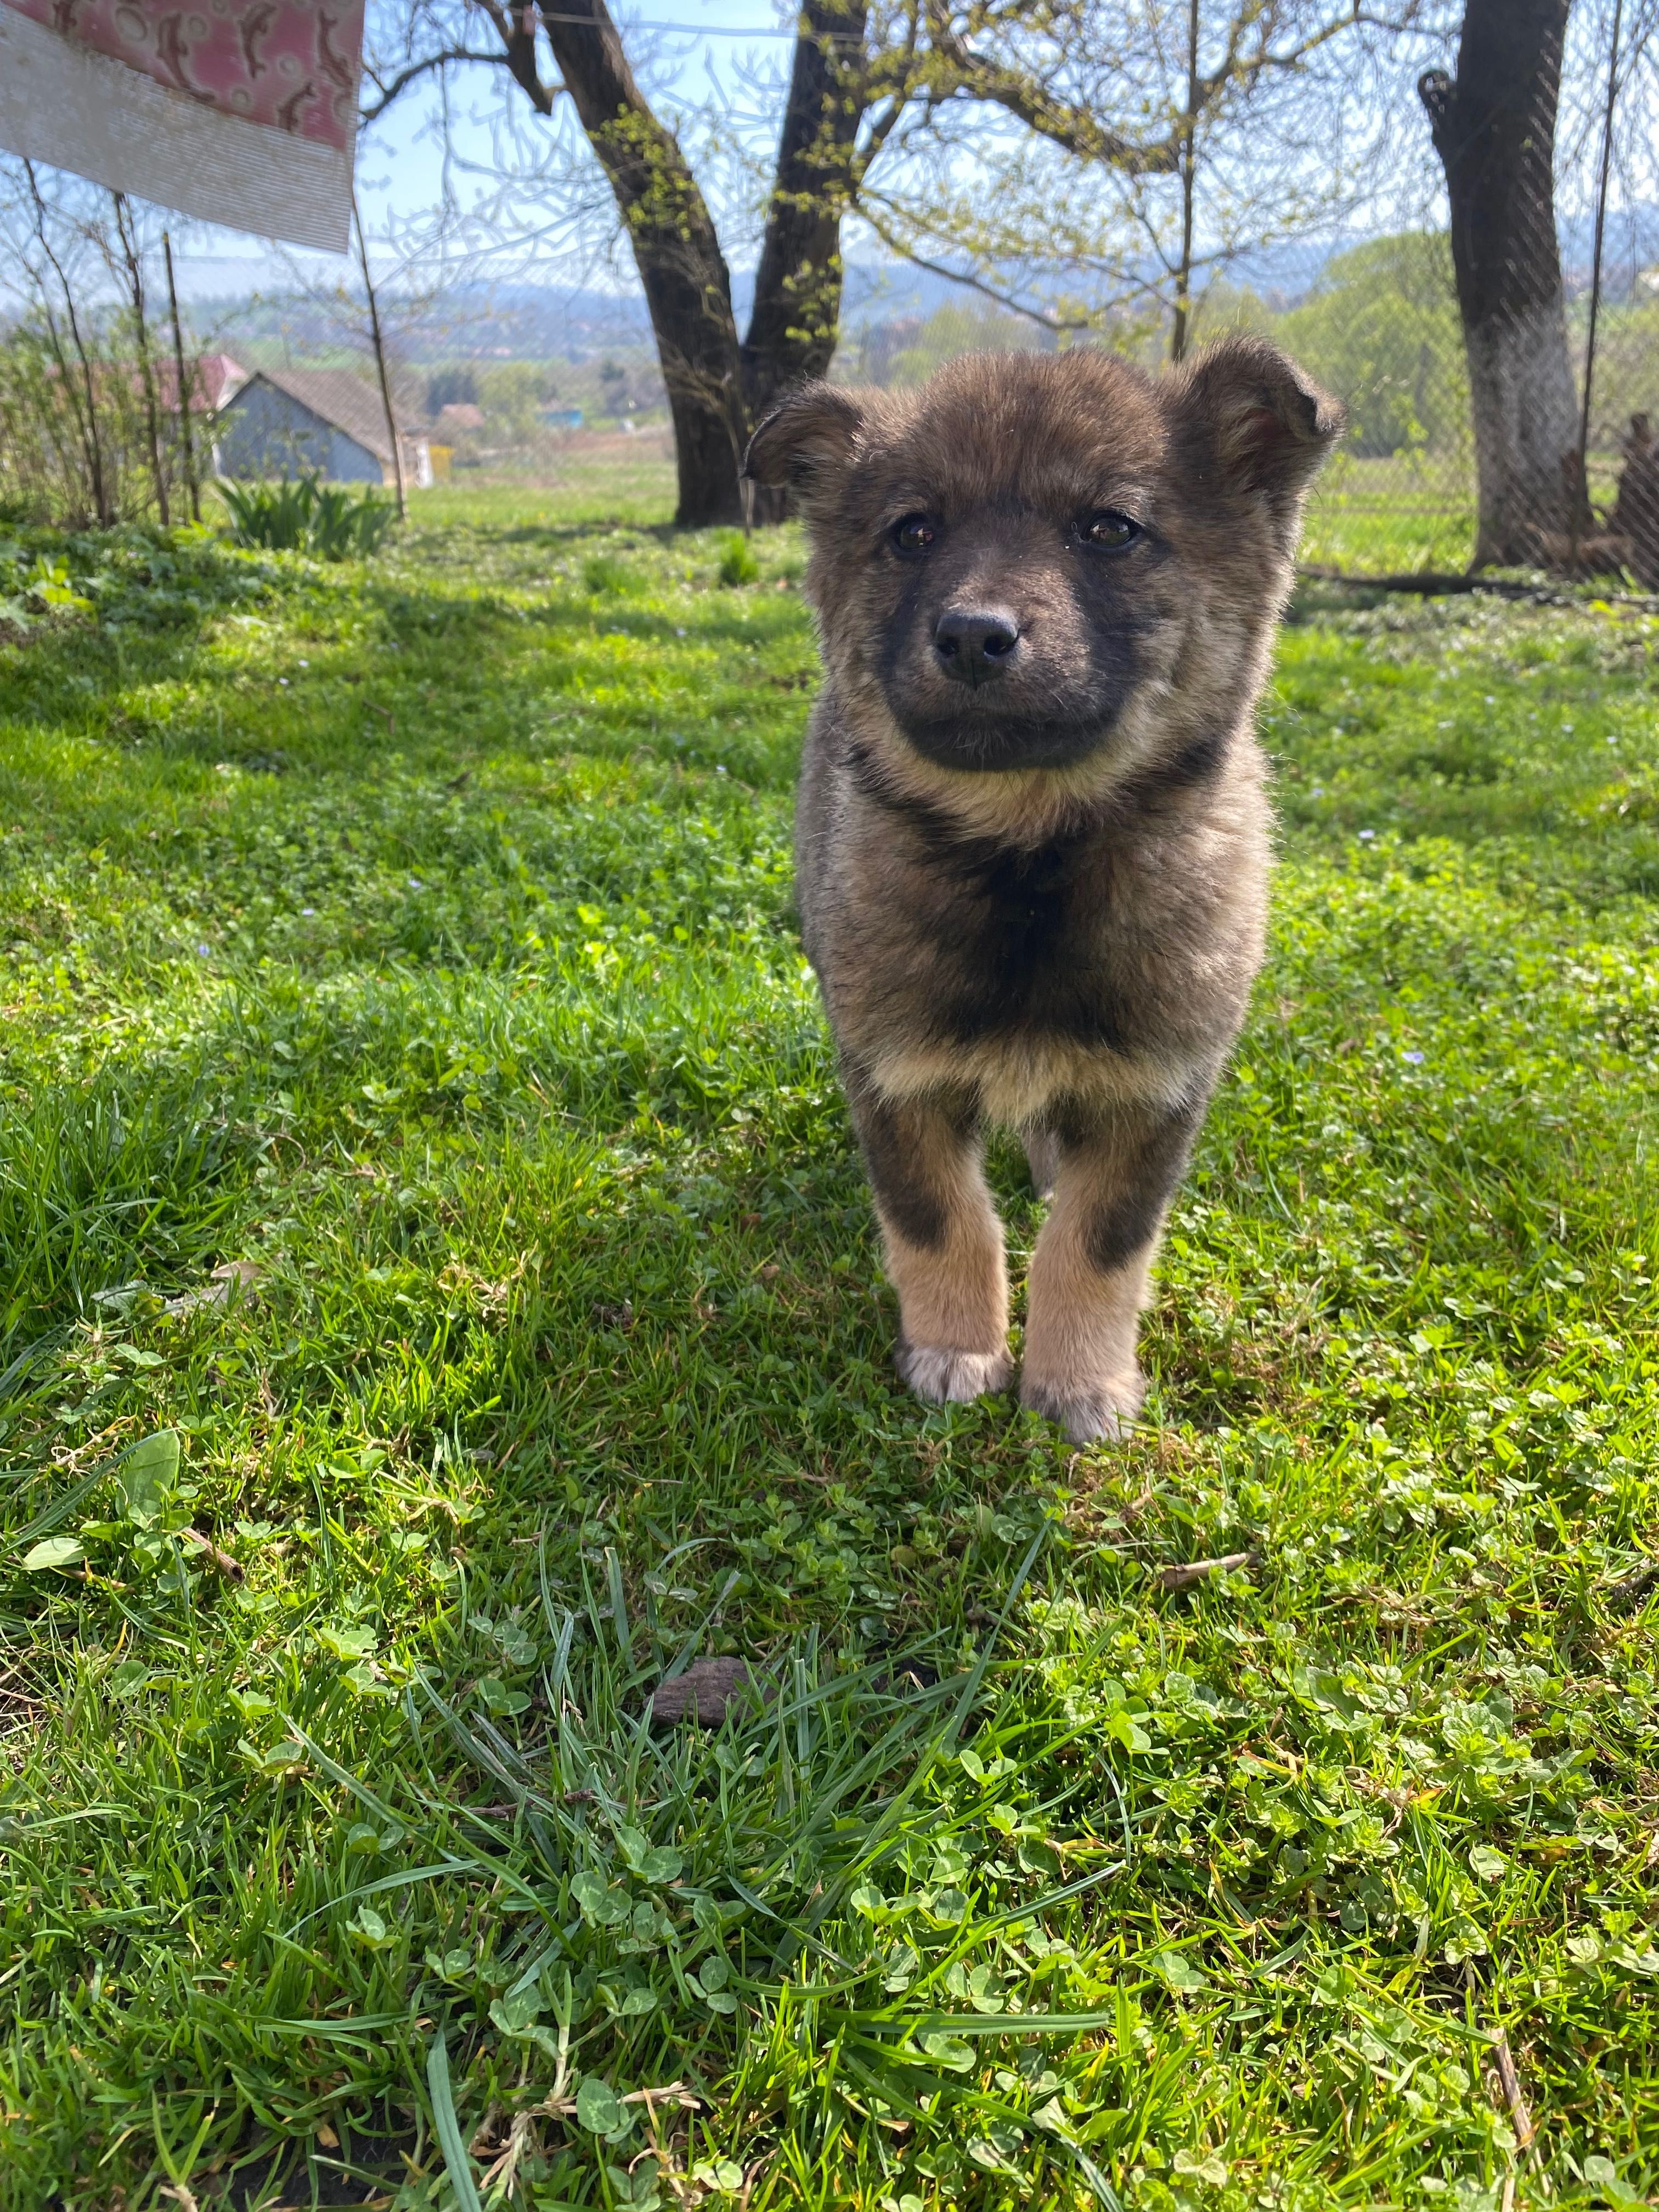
[213,366,432,489]
[161,353,250,417]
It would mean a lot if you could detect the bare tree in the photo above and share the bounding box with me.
[857,0,1441,353]
[22,160,112,526]
[109,191,169,525]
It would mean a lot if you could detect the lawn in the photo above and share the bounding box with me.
[2,488,1659,2211]
[1299,454,1477,579]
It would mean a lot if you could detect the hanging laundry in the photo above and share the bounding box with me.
[0,0,363,251]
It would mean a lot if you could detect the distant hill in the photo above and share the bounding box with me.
[188,206,1659,369]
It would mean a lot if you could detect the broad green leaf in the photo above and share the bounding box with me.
[1153,1948,1208,1992]
[489,1987,543,2037]
[691,2162,744,2193]
[575,2075,626,2135]
[570,1870,629,1926]
[21,1536,84,1571]
[1173,2149,1230,2185]
[316,1624,376,1662]
[120,1430,180,1519]
[967,1962,1005,2013]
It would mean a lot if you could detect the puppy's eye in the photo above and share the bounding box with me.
[1079,510,1142,551]
[891,514,936,556]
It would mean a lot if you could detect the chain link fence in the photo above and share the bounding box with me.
[381,211,1659,585]
[2,6,1654,580]
[1239,227,1659,583]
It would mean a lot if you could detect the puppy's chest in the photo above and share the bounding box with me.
[902,833,1141,1047]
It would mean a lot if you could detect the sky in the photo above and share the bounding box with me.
[46,0,1659,312]
[167,0,800,301]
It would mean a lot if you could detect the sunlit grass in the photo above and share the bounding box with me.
[1,513,1658,2207]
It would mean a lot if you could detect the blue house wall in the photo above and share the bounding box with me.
[215,382,383,483]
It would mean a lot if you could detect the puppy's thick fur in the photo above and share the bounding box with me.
[745,338,1342,1442]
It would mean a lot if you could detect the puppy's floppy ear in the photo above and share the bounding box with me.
[743,381,866,510]
[1170,335,1345,524]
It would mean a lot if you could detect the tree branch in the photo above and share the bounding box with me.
[857,192,1166,330]
[475,0,561,114]
[923,16,1183,174]
[359,46,533,125]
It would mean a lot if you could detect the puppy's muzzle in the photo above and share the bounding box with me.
[934,606,1020,688]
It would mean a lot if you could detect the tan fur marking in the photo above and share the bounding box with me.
[867,1035,1209,1129]
[877,1155,1007,1348]
[1022,1153,1160,1443]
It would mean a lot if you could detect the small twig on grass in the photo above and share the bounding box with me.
[180,1528,244,1581]
[1492,2028,1539,2163]
[1158,1550,1255,1592]
[1606,1556,1659,1612]
[625,2083,701,2112]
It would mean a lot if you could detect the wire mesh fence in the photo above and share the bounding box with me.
[396,203,1659,588]
[1247,229,1659,583]
[1,0,1655,585]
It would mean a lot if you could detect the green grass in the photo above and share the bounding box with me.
[427,447,679,530]
[1300,455,1477,577]
[2,509,1659,2210]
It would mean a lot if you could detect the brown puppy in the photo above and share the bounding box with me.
[744,338,1342,1443]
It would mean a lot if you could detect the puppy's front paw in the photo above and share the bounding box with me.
[897,1340,1014,1406]
[1020,1369,1146,1444]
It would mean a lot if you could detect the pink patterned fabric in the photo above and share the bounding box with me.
[1,0,362,150]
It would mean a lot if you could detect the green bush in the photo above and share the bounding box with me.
[219,475,396,560]
[715,530,759,586]
[1277,234,1469,459]
[580,551,641,596]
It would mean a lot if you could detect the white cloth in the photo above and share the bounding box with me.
[0,0,362,251]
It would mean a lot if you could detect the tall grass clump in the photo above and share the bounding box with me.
[219,475,397,559]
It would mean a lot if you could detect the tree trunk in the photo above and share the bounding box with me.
[536,0,747,526]
[741,0,870,520]
[1419,0,1588,568]
[742,0,869,422]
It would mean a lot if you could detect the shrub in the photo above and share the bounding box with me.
[715,531,759,586]
[219,476,396,560]
[581,552,639,595]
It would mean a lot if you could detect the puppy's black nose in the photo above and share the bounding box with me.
[934,607,1019,685]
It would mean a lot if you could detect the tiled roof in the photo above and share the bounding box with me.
[238,366,421,461]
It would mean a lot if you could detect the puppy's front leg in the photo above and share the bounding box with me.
[1021,1101,1203,1443]
[846,1067,1012,1405]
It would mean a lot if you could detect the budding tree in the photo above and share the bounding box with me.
[366,0,1422,523]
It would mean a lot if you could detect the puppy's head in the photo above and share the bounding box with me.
[745,338,1342,783]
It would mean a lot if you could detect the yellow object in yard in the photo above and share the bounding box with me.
[428,443,454,481]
